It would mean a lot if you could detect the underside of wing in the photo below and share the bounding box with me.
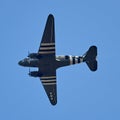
[40,72,57,105]
[38,14,57,105]
[38,14,55,56]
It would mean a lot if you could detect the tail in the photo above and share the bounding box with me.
[83,46,97,71]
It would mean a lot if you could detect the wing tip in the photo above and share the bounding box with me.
[50,96,57,106]
[48,14,54,19]
[51,101,57,106]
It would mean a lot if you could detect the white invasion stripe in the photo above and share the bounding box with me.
[80,58,84,62]
[41,76,56,79]
[69,55,73,65]
[39,51,55,54]
[41,43,55,46]
[75,57,78,64]
[40,47,55,50]
[43,82,56,85]
[41,79,56,82]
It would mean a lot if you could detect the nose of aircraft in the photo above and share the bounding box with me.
[18,60,23,66]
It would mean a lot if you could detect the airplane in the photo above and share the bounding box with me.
[18,14,97,105]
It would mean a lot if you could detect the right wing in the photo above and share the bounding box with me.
[40,71,57,105]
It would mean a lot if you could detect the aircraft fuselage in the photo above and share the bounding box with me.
[18,55,84,69]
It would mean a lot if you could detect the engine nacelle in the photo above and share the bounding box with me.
[28,53,41,59]
[29,71,42,77]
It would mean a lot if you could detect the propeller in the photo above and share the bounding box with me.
[28,67,31,76]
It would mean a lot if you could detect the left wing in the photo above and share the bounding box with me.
[38,14,55,56]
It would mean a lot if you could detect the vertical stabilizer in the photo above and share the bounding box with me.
[83,46,97,71]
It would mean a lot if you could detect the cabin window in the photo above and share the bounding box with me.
[65,55,69,59]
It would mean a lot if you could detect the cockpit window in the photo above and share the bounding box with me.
[23,58,28,62]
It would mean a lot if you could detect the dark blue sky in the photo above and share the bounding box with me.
[0,0,120,120]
